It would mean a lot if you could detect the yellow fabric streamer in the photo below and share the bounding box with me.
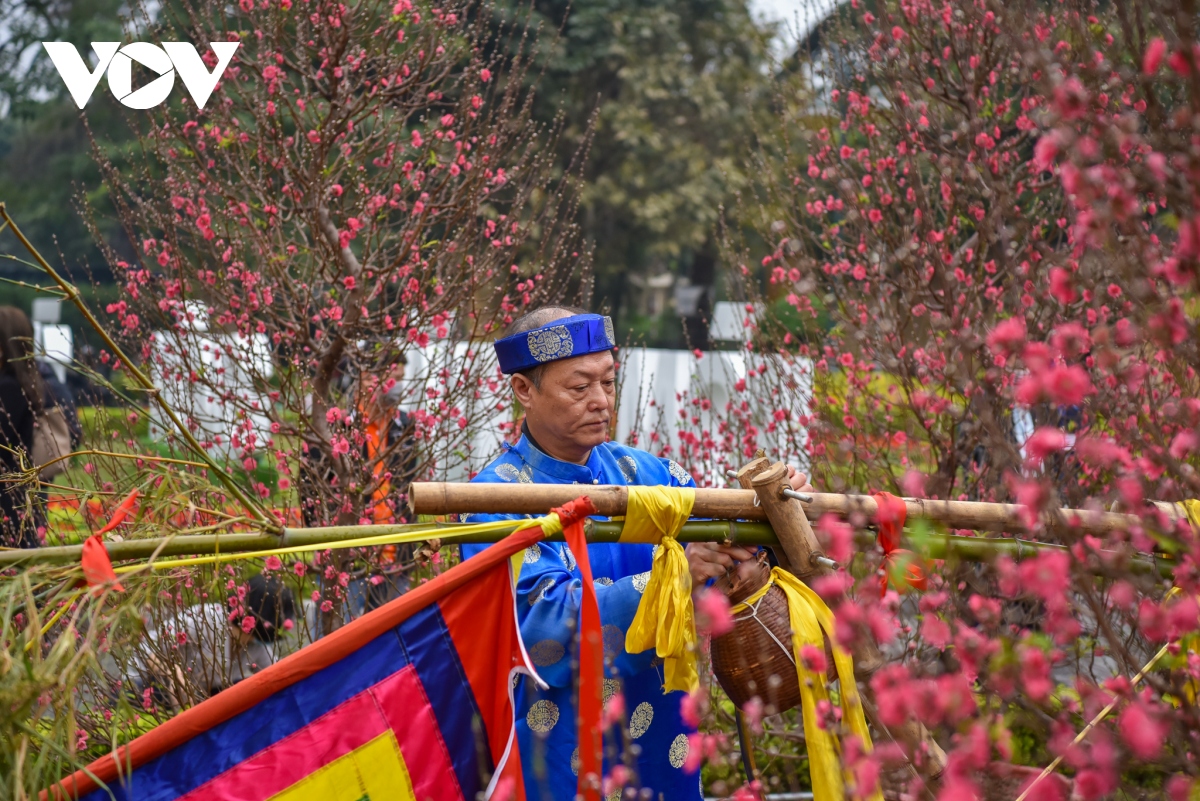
[732,568,881,801]
[510,514,562,581]
[24,589,83,653]
[1179,503,1200,705]
[1184,499,1200,531]
[623,486,699,693]
[112,515,558,575]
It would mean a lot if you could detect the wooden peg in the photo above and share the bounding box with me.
[747,461,829,579]
[734,457,795,573]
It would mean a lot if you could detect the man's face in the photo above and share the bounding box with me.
[515,350,616,458]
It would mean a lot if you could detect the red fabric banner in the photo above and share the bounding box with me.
[552,497,603,801]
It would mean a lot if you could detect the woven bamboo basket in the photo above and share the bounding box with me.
[710,553,834,715]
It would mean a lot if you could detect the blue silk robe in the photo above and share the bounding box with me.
[460,435,703,801]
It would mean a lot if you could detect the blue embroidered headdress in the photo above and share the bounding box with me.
[493,313,616,374]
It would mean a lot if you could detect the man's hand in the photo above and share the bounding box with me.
[786,465,813,493]
[685,542,757,586]
[684,465,812,587]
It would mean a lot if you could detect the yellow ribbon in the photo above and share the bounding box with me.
[24,589,84,653]
[509,514,563,581]
[618,485,695,543]
[1178,501,1200,705]
[1184,499,1200,531]
[732,568,881,801]
[111,516,559,575]
[623,486,699,693]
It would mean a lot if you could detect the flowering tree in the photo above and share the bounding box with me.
[709,0,1200,795]
[83,0,586,529]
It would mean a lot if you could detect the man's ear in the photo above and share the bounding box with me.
[510,373,536,407]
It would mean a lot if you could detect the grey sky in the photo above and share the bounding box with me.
[747,0,839,53]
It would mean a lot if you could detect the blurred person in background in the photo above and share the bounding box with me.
[37,360,82,450]
[0,306,45,548]
[348,339,418,613]
[298,338,418,629]
[34,359,84,517]
[354,342,416,525]
[137,573,297,708]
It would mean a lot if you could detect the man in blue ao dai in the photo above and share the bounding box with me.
[461,306,810,801]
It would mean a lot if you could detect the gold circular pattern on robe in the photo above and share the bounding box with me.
[527,325,574,362]
[602,624,625,658]
[523,546,542,564]
[632,571,651,593]
[668,733,690,768]
[560,544,577,572]
[571,747,580,776]
[606,793,621,801]
[603,678,620,705]
[526,700,559,734]
[529,639,565,667]
[629,701,654,739]
[530,577,556,605]
[668,460,690,485]
[495,463,521,482]
[617,455,638,482]
[518,464,534,484]
[594,577,614,587]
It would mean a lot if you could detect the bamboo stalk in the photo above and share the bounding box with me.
[0,520,1172,577]
[0,521,763,567]
[409,482,1163,536]
[0,523,442,567]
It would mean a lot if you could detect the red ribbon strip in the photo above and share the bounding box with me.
[553,496,603,801]
[97,488,140,535]
[871,491,927,597]
[81,535,124,595]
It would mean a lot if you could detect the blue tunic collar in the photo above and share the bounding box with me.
[505,433,605,484]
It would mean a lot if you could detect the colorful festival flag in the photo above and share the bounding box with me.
[48,525,548,801]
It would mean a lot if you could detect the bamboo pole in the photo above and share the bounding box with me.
[0,521,769,567]
[0,521,1172,577]
[409,482,1164,536]
[0,523,440,567]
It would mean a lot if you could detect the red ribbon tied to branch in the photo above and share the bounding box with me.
[551,496,603,801]
[80,487,138,595]
[81,535,124,595]
[872,491,927,598]
[97,488,140,535]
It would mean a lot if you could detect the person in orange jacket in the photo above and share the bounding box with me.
[355,353,413,527]
[298,341,418,626]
